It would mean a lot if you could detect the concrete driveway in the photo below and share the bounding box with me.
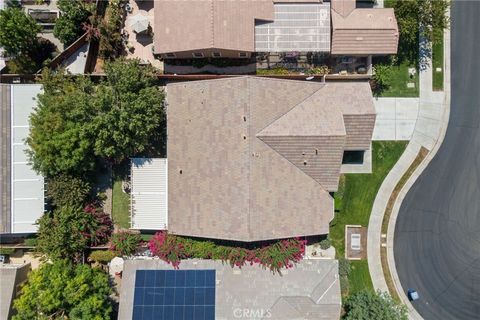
[373,97,419,141]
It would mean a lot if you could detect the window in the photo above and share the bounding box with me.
[212,52,221,58]
[238,52,248,58]
[165,53,176,58]
[192,52,204,58]
[342,151,365,164]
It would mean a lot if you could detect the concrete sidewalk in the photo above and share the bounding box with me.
[367,10,451,320]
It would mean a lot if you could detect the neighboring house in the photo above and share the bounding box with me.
[163,76,375,242]
[0,85,45,235]
[0,263,30,319]
[331,0,399,55]
[118,259,341,320]
[153,0,398,60]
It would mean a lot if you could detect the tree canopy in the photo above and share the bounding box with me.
[28,59,165,177]
[343,291,408,320]
[13,260,112,320]
[27,71,97,177]
[393,0,449,63]
[54,0,92,46]
[36,205,113,262]
[36,206,91,262]
[46,174,92,208]
[0,6,40,57]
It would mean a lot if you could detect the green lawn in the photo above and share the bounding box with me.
[112,178,130,229]
[379,62,419,98]
[330,141,408,295]
[432,32,444,91]
[349,261,374,294]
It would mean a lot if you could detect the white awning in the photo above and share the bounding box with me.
[130,158,167,230]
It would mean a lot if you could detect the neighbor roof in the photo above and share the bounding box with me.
[118,259,341,320]
[167,77,375,242]
[331,0,399,55]
[254,2,331,52]
[1,85,45,234]
[153,0,274,54]
[0,263,30,320]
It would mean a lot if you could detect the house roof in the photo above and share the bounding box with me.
[331,5,399,55]
[118,259,342,320]
[166,77,375,242]
[0,263,30,320]
[153,0,274,54]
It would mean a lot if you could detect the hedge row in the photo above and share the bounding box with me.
[148,232,306,273]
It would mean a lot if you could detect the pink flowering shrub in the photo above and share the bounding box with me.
[148,231,306,273]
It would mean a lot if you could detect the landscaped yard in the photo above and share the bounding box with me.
[330,141,408,295]
[432,32,444,91]
[111,165,131,229]
[378,61,419,98]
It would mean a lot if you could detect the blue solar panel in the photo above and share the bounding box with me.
[132,270,216,320]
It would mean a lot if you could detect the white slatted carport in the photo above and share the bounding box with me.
[11,85,45,233]
[130,158,167,230]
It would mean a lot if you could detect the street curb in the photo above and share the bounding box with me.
[367,7,451,320]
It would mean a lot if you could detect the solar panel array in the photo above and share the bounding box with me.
[133,270,216,320]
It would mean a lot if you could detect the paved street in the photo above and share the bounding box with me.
[394,2,480,319]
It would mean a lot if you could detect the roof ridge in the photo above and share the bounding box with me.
[254,83,326,135]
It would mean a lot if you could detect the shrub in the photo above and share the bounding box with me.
[340,275,349,296]
[319,238,332,250]
[338,258,351,277]
[149,232,306,273]
[372,64,392,96]
[343,290,408,320]
[0,247,15,255]
[98,0,123,59]
[46,174,91,208]
[24,237,37,247]
[110,231,142,256]
[84,204,113,246]
[305,65,330,75]
[256,67,290,75]
[88,250,117,264]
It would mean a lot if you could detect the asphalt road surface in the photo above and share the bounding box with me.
[394,2,480,319]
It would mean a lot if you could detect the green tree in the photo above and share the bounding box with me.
[27,69,97,177]
[36,206,91,262]
[54,0,92,46]
[13,260,112,320]
[343,291,408,320]
[93,59,165,161]
[46,174,91,208]
[0,7,40,57]
[28,60,165,177]
[392,0,449,62]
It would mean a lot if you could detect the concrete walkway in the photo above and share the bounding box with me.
[367,10,451,320]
